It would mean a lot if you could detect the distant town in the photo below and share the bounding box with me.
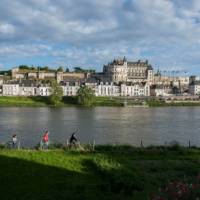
[0,57,199,99]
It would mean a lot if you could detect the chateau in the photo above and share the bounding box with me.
[103,57,154,84]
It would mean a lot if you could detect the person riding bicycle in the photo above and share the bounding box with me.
[69,132,78,147]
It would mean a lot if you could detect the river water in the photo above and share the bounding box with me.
[0,107,200,147]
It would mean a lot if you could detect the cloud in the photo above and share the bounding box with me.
[0,44,52,58]
[0,23,15,35]
[0,0,200,74]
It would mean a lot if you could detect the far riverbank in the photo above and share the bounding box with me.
[1,96,200,107]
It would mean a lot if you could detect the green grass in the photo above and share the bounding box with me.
[0,96,48,107]
[93,97,124,106]
[0,96,75,107]
[146,100,200,107]
[1,96,200,107]
[0,96,125,107]
[0,146,199,200]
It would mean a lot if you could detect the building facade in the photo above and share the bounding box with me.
[2,84,19,96]
[61,82,80,96]
[103,57,154,84]
[11,68,89,83]
[150,85,172,97]
[121,83,150,96]
[189,81,200,95]
[95,82,120,96]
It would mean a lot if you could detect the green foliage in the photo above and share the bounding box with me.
[0,96,48,107]
[39,66,49,71]
[57,66,64,72]
[146,100,200,107]
[65,67,70,72]
[49,81,63,106]
[0,70,11,76]
[77,85,95,106]
[18,65,30,69]
[74,67,83,72]
[93,97,124,106]
[74,67,95,73]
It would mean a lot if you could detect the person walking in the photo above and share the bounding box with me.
[41,131,49,149]
[12,134,17,148]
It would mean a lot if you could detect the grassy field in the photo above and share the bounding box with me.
[0,146,199,200]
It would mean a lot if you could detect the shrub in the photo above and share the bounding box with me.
[151,174,200,200]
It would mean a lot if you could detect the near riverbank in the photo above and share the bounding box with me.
[1,96,200,107]
[0,146,199,200]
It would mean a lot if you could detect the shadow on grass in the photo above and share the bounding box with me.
[0,152,142,200]
[28,96,51,105]
[0,146,200,200]
[0,154,106,200]
[62,96,78,105]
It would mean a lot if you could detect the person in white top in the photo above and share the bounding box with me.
[12,134,17,148]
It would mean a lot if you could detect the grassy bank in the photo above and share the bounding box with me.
[0,96,75,107]
[0,96,52,107]
[1,96,200,107]
[146,100,200,107]
[0,96,127,107]
[0,146,199,200]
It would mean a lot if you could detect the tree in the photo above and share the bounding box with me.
[39,66,49,71]
[74,67,83,72]
[49,80,63,106]
[57,66,64,72]
[65,67,70,72]
[74,67,95,73]
[77,85,95,107]
[19,65,29,70]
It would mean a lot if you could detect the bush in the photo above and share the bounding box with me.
[151,174,200,200]
[49,80,63,106]
[77,86,95,107]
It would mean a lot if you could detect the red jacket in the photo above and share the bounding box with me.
[42,133,49,142]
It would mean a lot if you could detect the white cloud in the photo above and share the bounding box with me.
[0,44,52,57]
[0,23,15,34]
[0,0,200,73]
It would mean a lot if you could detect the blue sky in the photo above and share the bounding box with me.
[0,0,200,75]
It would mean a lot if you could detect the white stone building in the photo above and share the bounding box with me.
[120,83,150,96]
[150,85,172,97]
[95,82,120,96]
[62,82,80,96]
[38,86,51,96]
[3,84,19,96]
[2,81,151,97]
[19,86,38,96]
[189,82,200,95]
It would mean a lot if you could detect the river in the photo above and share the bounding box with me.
[0,107,199,147]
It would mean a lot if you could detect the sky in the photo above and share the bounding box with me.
[0,0,200,75]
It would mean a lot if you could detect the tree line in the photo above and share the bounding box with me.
[17,65,95,73]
